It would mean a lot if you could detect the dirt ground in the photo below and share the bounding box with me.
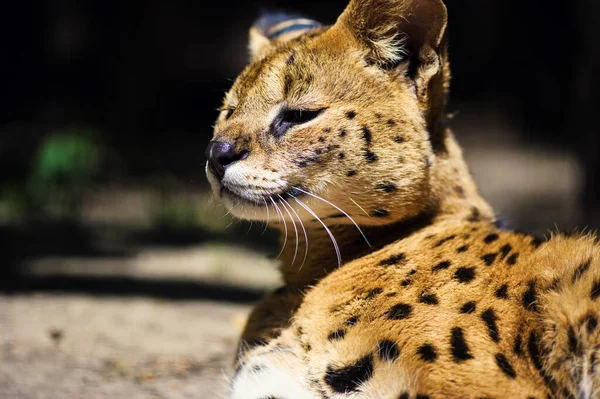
[0,125,584,398]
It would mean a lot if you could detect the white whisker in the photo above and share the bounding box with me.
[349,196,371,218]
[281,196,309,271]
[261,198,270,234]
[277,195,299,267]
[294,197,342,268]
[293,187,371,247]
[270,197,288,260]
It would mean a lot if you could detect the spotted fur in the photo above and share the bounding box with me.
[206,1,600,398]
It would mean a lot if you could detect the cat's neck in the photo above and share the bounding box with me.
[274,130,495,287]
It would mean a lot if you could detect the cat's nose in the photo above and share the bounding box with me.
[205,141,250,180]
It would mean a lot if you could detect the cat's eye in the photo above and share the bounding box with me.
[280,109,323,125]
[272,108,325,137]
[219,107,236,120]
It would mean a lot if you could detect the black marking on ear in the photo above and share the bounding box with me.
[379,253,406,266]
[432,260,451,272]
[481,253,498,266]
[572,258,592,283]
[450,327,474,362]
[347,170,357,177]
[364,150,379,162]
[388,303,412,320]
[362,126,372,145]
[460,301,476,314]
[481,308,500,343]
[522,281,538,311]
[454,267,476,283]
[417,343,438,362]
[378,340,400,361]
[328,329,346,341]
[346,111,357,119]
[376,182,397,193]
[495,353,517,378]
[372,209,389,217]
[325,355,374,393]
[484,233,499,244]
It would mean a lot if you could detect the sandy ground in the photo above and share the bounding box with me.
[0,294,250,398]
[0,125,585,398]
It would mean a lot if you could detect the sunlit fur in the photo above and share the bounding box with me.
[207,1,600,398]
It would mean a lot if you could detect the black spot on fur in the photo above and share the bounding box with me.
[338,152,345,159]
[495,284,508,299]
[451,327,474,362]
[297,161,308,168]
[400,279,412,287]
[379,253,406,266]
[460,301,476,314]
[364,150,378,162]
[499,244,512,259]
[416,395,431,399]
[568,326,581,355]
[495,353,517,378]
[481,253,498,266]
[347,170,357,177]
[388,303,413,320]
[433,260,451,272]
[522,281,539,311]
[362,126,372,145]
[372,209,389,217]
[339,129,347,138]
[467,207,480,222]
[527,332,543,371]
[583,313,598,333]
[484,233,499,244]
[481,308,500,343]
[378,340,400,361]
[506,253,519,266]
[325,354,374,393]
[318,136,326,143]
[376,182,397,193]
[387,119,396,126]
[420,293,439,305]
[328,329,347,341]
[345,111,356,120]
[454,267,476,283]
[346,316,359,326]
[513,333,523,356]
[457,245,469,253]
[572,258,592,283]
[592,280,600,300]
[418,344,438,362]
[434,235,456,247]
[394,136,404,143]
[366,288,383,299]
[398,393,409,399]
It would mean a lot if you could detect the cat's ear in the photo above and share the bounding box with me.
[249,12,322,61]
[336,0,447,69]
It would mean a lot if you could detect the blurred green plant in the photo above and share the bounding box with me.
[0,127,103,221]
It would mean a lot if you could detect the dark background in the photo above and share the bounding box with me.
[0,0,598,289]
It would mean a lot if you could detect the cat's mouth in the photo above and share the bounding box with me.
[220,185,304,207]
